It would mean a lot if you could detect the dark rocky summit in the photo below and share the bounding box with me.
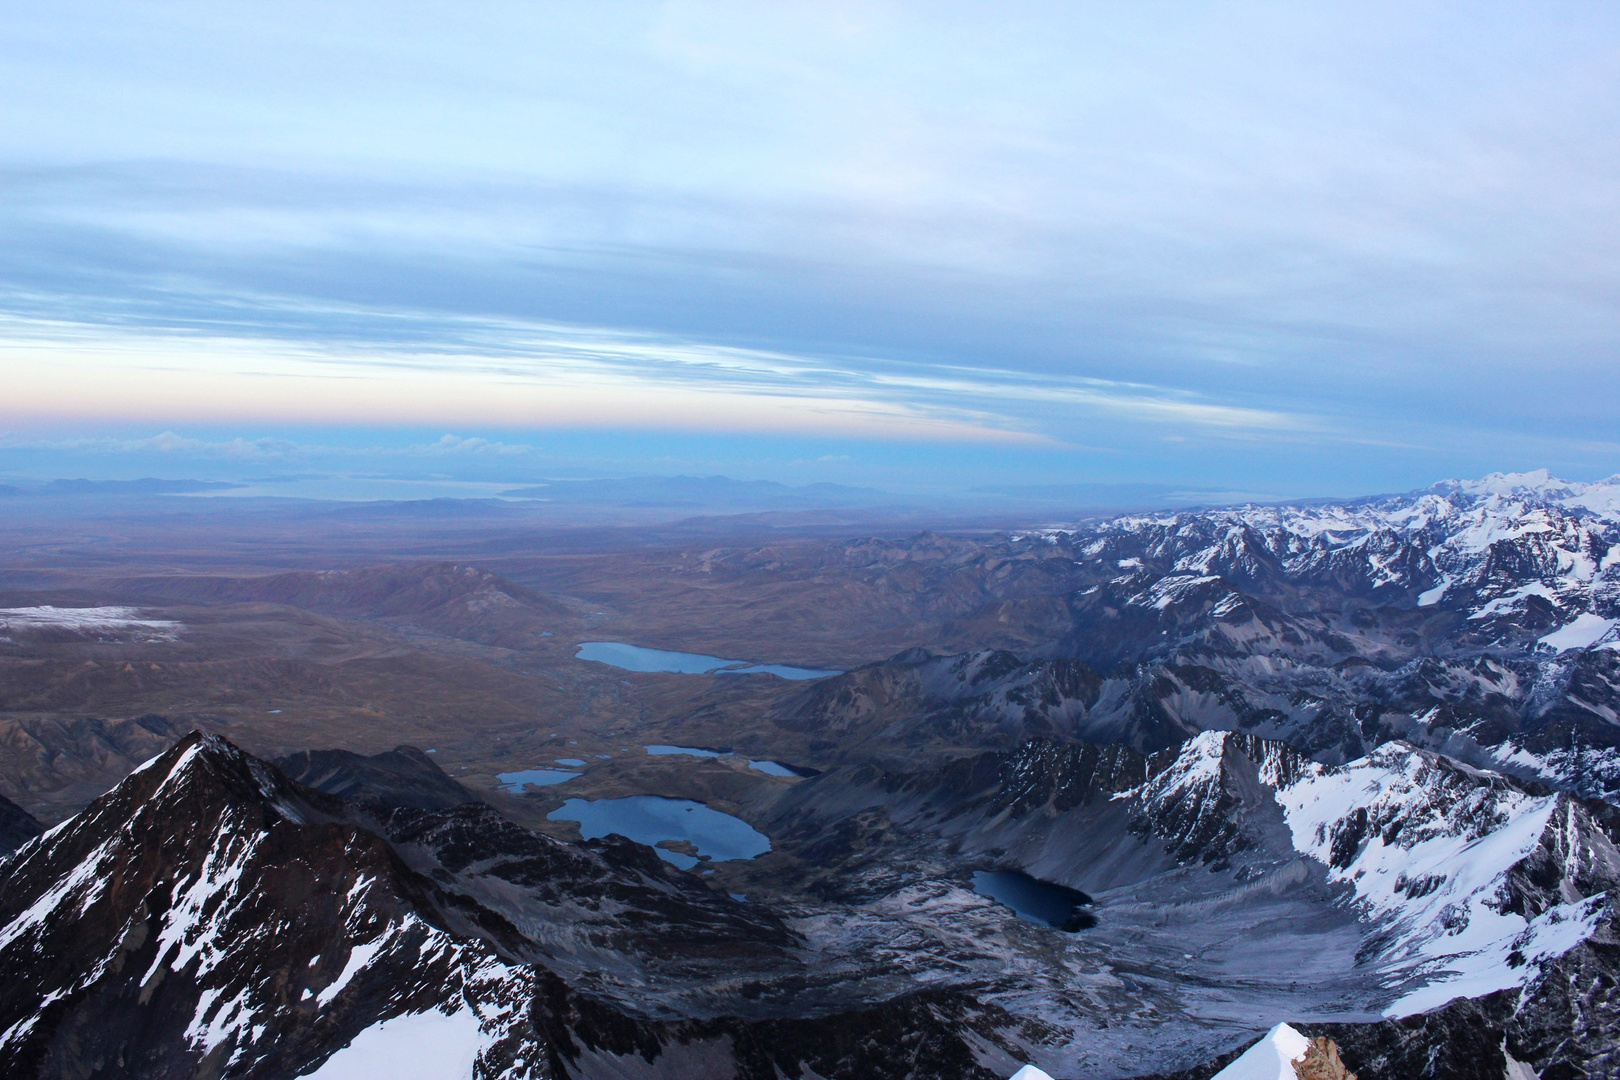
[0,790,40,855]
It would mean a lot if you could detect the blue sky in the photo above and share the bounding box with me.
[2,1,1618,497]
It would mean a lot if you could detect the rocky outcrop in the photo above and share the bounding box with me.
[1292,1037,1356,1080]
[275,744,484,810]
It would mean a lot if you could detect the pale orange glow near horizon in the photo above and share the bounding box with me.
[0,334,1057,445]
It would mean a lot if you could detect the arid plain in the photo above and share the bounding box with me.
[0,492,1056,837]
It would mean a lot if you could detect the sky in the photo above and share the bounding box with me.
[2,1,1618,498]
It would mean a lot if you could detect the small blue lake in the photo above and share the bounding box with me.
[495,768,580,794]
[973,870,1096,931]
[644,745,814,778]
[576,641,841,680]
[646,744,730,758]
[548,795,772,870]
[747,760,801,777]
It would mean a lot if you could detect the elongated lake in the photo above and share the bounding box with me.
[548,795,772,870]
[644,744,814,777]
[495,768,580,793]
[576,641,841,680]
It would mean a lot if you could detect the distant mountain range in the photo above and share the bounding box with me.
[0,478,244,496]
[498,475,898,509]
[0,472,1288,515]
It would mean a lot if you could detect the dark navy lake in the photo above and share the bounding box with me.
[973,870,1096,931]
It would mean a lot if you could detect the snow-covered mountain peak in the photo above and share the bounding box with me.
[1434,470,1620,519]
[1059,468,1620,650]
[1208,1022,1311,1080]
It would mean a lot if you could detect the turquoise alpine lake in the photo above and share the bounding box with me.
[576,641,841,680]
[547,795,772,870]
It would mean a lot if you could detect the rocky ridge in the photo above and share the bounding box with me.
[0,734,1033,1080]
[771,472,1620,804]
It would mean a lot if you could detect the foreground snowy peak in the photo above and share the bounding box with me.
[1199,1023,1357,1079]
[0,733,541,1079]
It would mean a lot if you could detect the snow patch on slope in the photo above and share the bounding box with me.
[1541,613,1619,652]
[1271,743,1603,1015]
[0,605,181,640]
[303,1006,487,1080]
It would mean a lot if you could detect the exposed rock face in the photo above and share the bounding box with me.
[0,790,40,855]
[274,744,483,810]
[773,649,1111,758]
[1292,1037,1356,1080]
[0,713,183,823]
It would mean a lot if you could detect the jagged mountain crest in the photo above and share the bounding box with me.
[1068,470,1620,634]
[815,473,1620,798]
[0,732,543,1079]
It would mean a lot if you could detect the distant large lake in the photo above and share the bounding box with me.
[548,794,773,870]
[576,641,842,680]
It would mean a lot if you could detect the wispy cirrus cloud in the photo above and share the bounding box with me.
[0,301,1307,445]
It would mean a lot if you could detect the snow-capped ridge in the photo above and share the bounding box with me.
[1208,1022,1311,1080]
